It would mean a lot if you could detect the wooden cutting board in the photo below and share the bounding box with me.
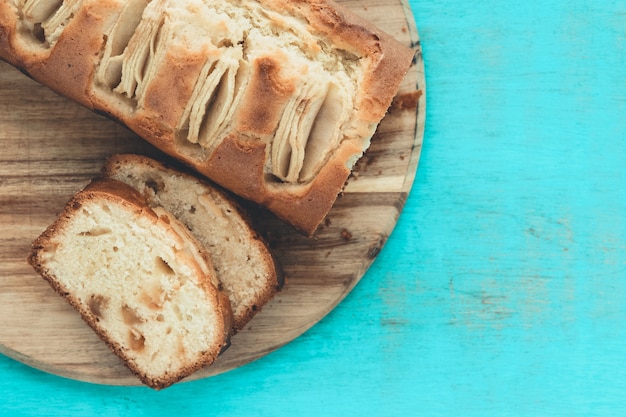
[0,0,425,386]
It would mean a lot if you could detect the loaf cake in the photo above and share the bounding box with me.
[28,178,233,389]
[0,0,415,235]
[102,153,284,332]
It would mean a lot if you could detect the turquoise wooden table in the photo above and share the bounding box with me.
[2,0,626,415]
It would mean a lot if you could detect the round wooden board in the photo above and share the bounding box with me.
[0,0,425,387]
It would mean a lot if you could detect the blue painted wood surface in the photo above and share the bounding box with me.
[2,1,626,415]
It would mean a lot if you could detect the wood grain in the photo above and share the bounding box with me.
[0,0,425,386]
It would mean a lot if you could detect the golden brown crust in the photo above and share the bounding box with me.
[195,133,349,233]
[7,2,124,108]
[28,177,232,390]
[138,52,208,128]
[2,0,414,236]
[0,3,17,65]
[234,56,297,136]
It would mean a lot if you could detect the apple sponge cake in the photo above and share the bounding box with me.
[0,0,415,234]
[28,178,233,389]
[103,153,284,332]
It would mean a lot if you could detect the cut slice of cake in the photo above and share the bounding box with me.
[28,178,233,389]
[102,154,284,332]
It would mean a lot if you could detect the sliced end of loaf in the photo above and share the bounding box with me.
[28,178,232,389]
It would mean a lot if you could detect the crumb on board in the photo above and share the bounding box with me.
[390,89,423,113]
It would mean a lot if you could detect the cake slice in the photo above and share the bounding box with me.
[28,178,233,389]
[102,154,284,332]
